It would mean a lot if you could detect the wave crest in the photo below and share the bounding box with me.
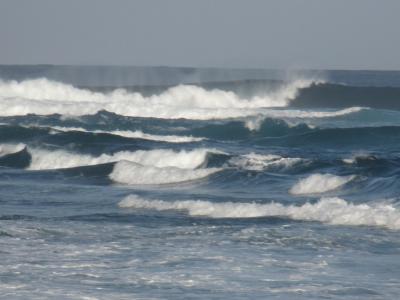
[290,173,355,195]
[228,153,304,171]
[110,161,220,185]
[119,196,400,230]
[27,148,215,170]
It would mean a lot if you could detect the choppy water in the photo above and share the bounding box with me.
[1,66,400,299]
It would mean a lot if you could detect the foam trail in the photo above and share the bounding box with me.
[49,126,204,143]
[119,195,400,230]
[110,161,220,185]
[290,173,355,195]
[229,153,304,171]
[0,143,26,157]
[0,78,322,119]
[27,148,214,170]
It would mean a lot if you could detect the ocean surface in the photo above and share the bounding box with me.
[1,65,400,299]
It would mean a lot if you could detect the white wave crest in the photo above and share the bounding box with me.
[119,195,400,230]
[27,148,214,170]
[0,143,26,157]
[290,173,355,195]
[48,126,203,143]
[0,78,318,119]
[229,153,304,171]
[110,161,220,185]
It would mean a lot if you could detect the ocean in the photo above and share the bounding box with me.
[1,65,400,299]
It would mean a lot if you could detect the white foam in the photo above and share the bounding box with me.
[342,152,376,164]
[244,115,266,131]
[229,153,303,171]
[0,143,26,157]
[27,148,214,170]
[342,158,356,164]
[290,173,355,195]
[119,195,400,230]
[110,161,220,185]
[0,78,321,119]
[49,126,204,143]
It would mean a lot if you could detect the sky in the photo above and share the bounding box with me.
[0,0,399,70]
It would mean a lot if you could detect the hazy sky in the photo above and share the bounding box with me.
[1,0,399,70]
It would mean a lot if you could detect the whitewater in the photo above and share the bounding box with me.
[1,66,400,300]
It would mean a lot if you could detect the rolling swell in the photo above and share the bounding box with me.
[254,126,400,149]
[293,83,400,110]
[189,118,312,140]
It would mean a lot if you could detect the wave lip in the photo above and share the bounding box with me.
[110,161,220,185]
[0,143,26,157]
[290,173,355,195]
[119,195,400,230]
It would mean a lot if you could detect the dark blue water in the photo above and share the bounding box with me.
[1,66,400,299]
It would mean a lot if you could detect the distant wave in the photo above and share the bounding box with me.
[1,78,400,121]
[0,78,318,119]
[119,195,400,230]
[293,82,400,110]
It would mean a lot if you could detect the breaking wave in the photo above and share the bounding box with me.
[110,161,220,185]
[27,148,215,170]
[119,195,400,230]
[290,173,356,195]
[0,78,317,119]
